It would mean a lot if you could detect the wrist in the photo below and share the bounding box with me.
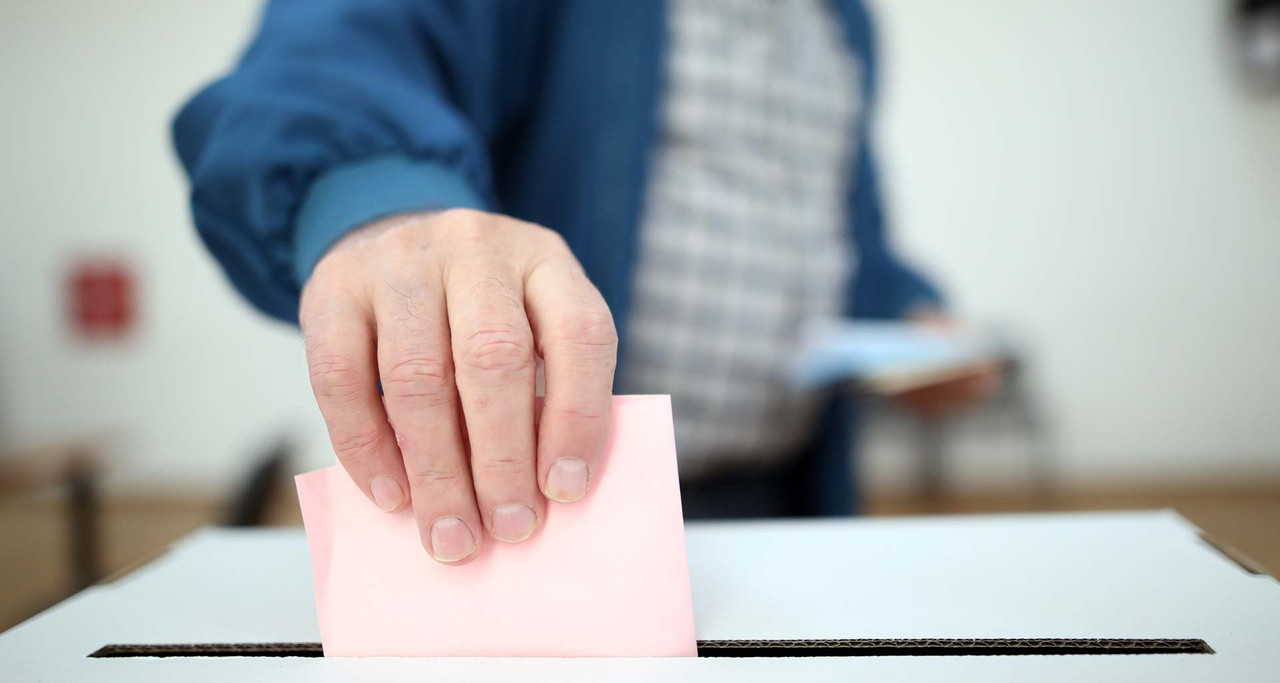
[293,156,488,287]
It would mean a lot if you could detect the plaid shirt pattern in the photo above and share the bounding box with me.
[618,0,862,478]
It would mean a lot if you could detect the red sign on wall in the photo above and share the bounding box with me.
[68,259,136,339]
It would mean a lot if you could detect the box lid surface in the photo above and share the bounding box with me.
[3,511,1279,681]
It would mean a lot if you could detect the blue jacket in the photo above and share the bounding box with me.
[174,0,941,514]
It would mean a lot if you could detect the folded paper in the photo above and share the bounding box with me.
[296,395,697,657]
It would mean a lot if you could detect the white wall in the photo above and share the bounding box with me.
[868,0,1280,489]
[0,0,334,494]
[0,0,1276,495]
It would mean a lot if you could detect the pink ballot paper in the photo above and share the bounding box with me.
[295,395,697,658]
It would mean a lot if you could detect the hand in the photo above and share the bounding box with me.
[893,311,1002,416]
[892,363,1001,415]
[300,209,617,565]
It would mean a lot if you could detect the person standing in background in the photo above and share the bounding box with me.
[174,0,994,565]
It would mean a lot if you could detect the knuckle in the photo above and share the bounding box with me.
[478,453,535,479]
[371,223,417,253]
[458,325,534,378]
[407,463,465,490]
[382,281,437,324]
[307,250,349,286]
[332,428,384,465]
[383,355,454,405]
[300,285,369,343]
[550,402,608,425]
[558,306,618,348]
[308,354,369,403]
[549,306,618,363]
[468,276,522,309]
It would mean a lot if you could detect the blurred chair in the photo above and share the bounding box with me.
[858,350,1057,508]
[0,435,292,597]
[222,438,292,527]
[0,440,104,591]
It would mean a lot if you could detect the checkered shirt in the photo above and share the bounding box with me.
[617,0,862,478]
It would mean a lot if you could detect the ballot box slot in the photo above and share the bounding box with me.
[91,643,324,658]
[695,638,1214,657]
[88,638,1213,658]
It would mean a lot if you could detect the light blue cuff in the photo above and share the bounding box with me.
[292,155,487,284]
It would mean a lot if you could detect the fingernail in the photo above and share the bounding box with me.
[546,458,590,503]
[369,476,405,512]
[491,504,538,542]
[430,517,477,563]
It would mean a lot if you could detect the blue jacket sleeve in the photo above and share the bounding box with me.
[847,145,944,319]
[173,0,544,323]
[844,2,944,320]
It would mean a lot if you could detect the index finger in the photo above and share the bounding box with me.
[525,254,618,503]
[301,296,410,514]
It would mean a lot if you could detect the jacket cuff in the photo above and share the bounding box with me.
[292,155,487,284]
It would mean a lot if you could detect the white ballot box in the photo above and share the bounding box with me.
[3,511,1279,681]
